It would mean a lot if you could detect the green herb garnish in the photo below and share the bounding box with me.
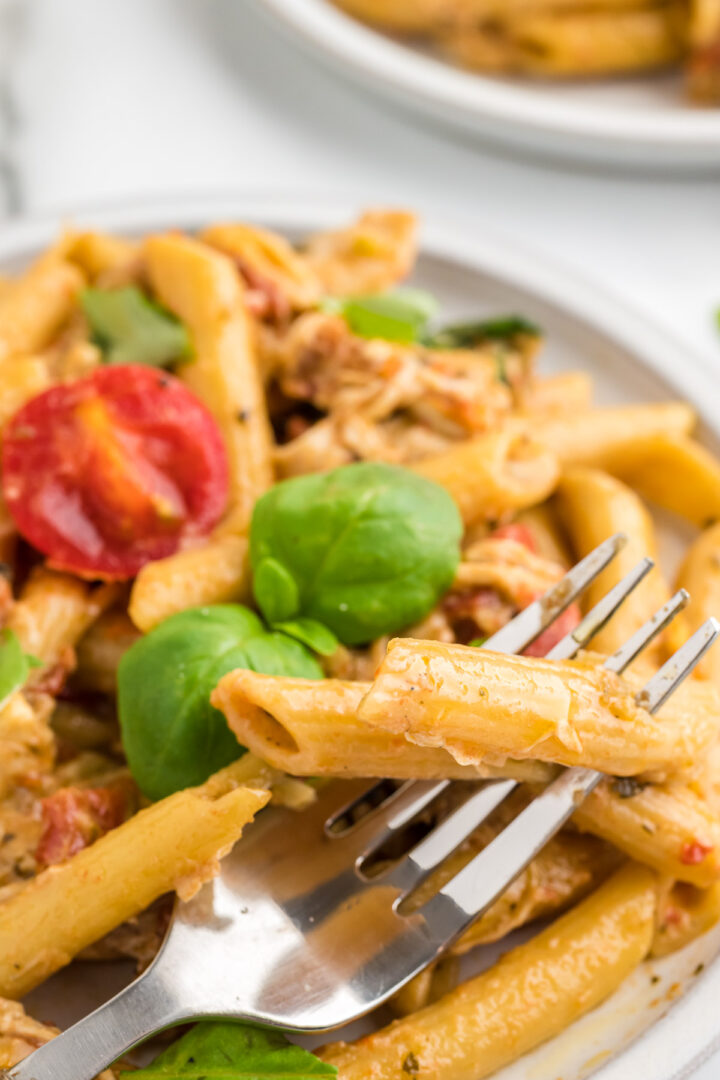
[123,1020,337,1079]
[425,314,541,350]
[0,629,40,708]
[321,288,438,343]
[118,605,323,801]
[250,463,462,646]
[82,286,191,368]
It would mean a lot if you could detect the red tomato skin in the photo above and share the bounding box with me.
[2,366,229,579]
[523,602,582,658]
[35,783,133,867]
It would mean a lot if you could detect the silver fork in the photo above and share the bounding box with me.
[8,535,719,1080]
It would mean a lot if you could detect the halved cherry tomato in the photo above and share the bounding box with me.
[2,365,228,579]
[491,522,538,553]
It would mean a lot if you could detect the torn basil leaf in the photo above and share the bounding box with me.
[82,286,191,368]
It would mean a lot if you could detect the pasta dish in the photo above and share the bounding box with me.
[331,0,720,104]
[0,208,719,1078]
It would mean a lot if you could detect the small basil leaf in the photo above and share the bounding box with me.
[273,617,339,656]
[0,629,32,708]
[82,286,191,368]
[254,557,300,624]
[25,653,43,669]
[118,605,322,801]
[469,636,489,648]
[322,287,438,343]
[250,463,462,646]
[425,314,541,349]
[122,1020,337,1078]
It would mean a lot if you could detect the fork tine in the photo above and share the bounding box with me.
[417,605,718,939]
[484,533,626,656]
[361,551,653,894]
[545,558,654,661]
[602,589,689,675]
[372,780,517,893]
[636,617,720,711]
[327,779,451,860]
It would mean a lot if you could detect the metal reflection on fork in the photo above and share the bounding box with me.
[8,533,720,1080]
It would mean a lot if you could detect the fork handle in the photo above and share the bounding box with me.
[4,966,186,1080]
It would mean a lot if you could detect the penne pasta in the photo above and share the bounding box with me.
[610,432,720,529]
[357,638,719,777]
[144,233,274,532]
[318,864,657,1080]
[211,670,553,784]
[7,568,119,674]
[130,233,273,630]
[0,757,272,999]
[666,522,720,684]
[66,230,139,281]
[0,253,84,361]
[528,401,695,470]
[441,3,687,77]
[576,777,720,888]
[651,880,720,957]
[200,223,321,311]
[129,534,251,633]
[413,429,559,525]
[555,467,670,654]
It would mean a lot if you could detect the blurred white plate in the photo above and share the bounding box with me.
[3,193,720,1079]
[257,0,720,171]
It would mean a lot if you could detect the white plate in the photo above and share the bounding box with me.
[3,193,720,1080]
[256,0,720,171]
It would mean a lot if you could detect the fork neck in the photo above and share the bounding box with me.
[6,965,187,1080]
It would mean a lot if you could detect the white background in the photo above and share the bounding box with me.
[2,0,720,1074]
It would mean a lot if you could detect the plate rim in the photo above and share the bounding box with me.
[255,0,720,163]
[2,189,720,1080]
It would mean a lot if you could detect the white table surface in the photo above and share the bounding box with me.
[1,0,720,1075]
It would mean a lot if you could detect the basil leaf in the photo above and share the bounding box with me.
[118,605,323,801]
[82,286,191,368]
[425,314,541,349]
[469,636,488,648]
[322,288,438,343]
[122,1020,336,1079]
[253,557,300,624]
[250,463,462,646]
[273,617,339,656]
[0,629,33,708]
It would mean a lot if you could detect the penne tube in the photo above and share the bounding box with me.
[413,429,559,525]
[130,235,273,630]
[144,233,274,532]
[610,432,720,529]
[200,223,321,311]
[0,757,272,999]
[518,370,593,416]
[331,0,445,32]
[211,670,553,784]
[7,568,119,674]
[357,638,719,778]
[0,253,84,361]
[442,3,687,77]
[526,401,695,471]
[0,354,52,428]
[688,0,720,102]
[129,534,251,633]
[318,864,657,1080]
[666,522,720,684]
[74,610,142,695]
[66,230,138,281]
[576,778,720,888]
[651,880,720,957]
[555,467,669,654]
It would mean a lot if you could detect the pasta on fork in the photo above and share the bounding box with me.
[0,207,719,1080]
